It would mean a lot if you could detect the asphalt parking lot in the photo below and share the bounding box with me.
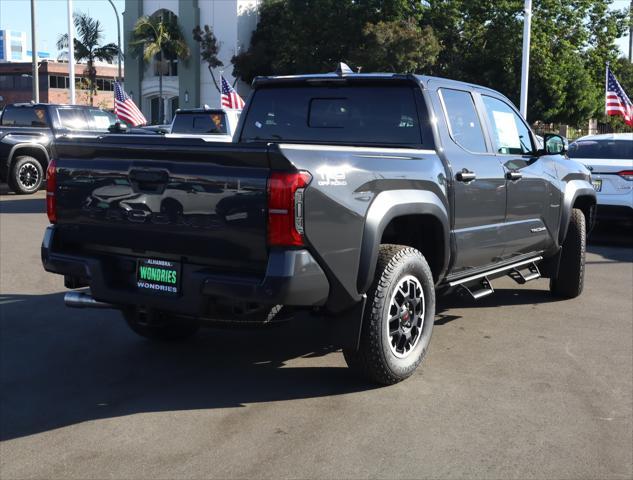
[1,189,632,480]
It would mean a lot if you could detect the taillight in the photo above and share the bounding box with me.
[267,171,311,247]
[46,159,57,223]
[617,170,633,181]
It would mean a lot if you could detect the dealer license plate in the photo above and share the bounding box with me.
[136,258,180,295]
[591,179,602,192]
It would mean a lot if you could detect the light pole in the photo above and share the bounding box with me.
[30,0,39,103]
[107,0,122,81]
[629,0,632,63]
[519,0,532,119]
[67,0,76,104]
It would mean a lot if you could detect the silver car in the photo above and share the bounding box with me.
[568,133,633,222]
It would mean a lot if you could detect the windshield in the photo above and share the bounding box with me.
[568,139,633,160]
[240,85,422,145]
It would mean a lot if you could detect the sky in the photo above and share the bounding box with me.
[0,0,630,60]
[0,0,125,59]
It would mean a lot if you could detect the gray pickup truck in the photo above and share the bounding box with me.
[42,65,596,385]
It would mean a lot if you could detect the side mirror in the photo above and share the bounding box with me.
[108,121,128,133]
[543,134,567,155]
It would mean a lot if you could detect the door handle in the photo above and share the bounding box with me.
[456,170,476,182]
[506,171,523,181]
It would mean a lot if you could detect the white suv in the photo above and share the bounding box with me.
[568,133,633,222]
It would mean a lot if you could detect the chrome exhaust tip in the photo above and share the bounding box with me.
[64,292,115,309]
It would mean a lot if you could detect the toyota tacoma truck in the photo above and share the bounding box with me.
[41,65,596,385]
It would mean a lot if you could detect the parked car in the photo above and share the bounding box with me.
[167,107,241,141]
[42,65,596,385]
[0,103,156,194]
[568,133,633,222]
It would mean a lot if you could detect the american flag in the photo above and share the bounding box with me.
[221,76,245,110]
[606,66,633,127]
[114,81,147,126]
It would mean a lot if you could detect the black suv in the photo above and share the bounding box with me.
[0,103,153,194]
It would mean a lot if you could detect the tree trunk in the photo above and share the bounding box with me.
[159,51,164,124]
[88,60,95,106]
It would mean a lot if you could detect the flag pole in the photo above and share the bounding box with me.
[67,0,75,104]
[605,62,609,125]
[519,0,532,119]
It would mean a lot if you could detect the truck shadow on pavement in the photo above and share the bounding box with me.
[0,198,45,214]
[0,282,579,441]
[0,292,377,441]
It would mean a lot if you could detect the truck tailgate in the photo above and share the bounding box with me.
[52,137,271,275]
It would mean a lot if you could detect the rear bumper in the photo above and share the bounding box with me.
[41,225,330,315]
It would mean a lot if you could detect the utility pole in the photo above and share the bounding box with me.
[629,0,633,63]
[520,0,532,119]
[107,0,122,81]
[67,0,75,104]
[30,0,39,103]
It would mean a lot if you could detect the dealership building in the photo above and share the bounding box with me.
[124,0,261,124]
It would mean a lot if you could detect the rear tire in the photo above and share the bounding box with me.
[8,155,44,195]
[550,208,586,299]
[343,244,435,385]
[123,310,200,341]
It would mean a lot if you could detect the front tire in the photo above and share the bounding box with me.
[8,155,44,194]
[123,310,200,342]
[550,208,586,299]
[343,245,435,385]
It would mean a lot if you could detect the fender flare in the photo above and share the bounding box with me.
[559,180,596,245]
[357,189,450,293]
[7,142,50,172]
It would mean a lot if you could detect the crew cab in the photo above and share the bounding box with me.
[167,107,240,141]
[41,65,596,385]
[0,103,155,194]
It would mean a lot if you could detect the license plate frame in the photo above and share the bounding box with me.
[136,258,181,296]
[591,179,602,192]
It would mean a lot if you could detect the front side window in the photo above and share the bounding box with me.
[439,88,487,153]
[482,96,533,155]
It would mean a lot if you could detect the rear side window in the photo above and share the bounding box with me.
[241,85,422,145]
[172,112,228,134]
[439,89,486,153]
[0,107,49,127]
[568,140,633,160]
[58,108,89,130]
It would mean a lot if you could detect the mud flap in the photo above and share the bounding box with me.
[329,294,367,351]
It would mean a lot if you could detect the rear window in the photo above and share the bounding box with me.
[172,112,228,134]
[241,85,422,145]
[0,107,49,127]
[568,139,633,160]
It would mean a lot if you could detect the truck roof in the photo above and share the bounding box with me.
[252,71,501,96]
[6,103,100,110]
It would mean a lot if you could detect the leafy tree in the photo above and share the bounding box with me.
[57,13,119,106]
[193,25,224,93]
[232,0,437,83]
[422,0,629,126]
[130,11,190,123]
[351,20,440,73]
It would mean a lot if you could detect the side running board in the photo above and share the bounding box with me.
[449,256,543,301]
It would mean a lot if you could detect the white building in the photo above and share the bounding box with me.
[0,29,50,63]
[123,0,260,124]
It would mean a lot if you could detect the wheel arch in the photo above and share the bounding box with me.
[559,180,596,245]
[357,189,450,293]
[8,143,50,175]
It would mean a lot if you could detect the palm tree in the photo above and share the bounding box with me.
[130,11,190,124]
[57,13,119,106]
